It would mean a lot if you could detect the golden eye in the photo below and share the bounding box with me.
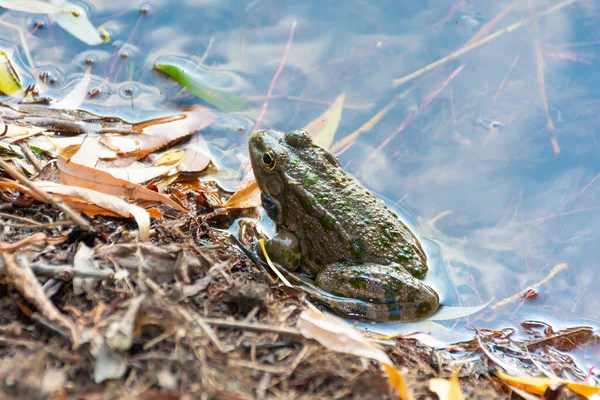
[262,151,276,170]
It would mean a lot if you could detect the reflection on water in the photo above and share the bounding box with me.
[1,0,598,348]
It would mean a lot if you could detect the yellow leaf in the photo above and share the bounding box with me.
[155,150,186,167]
[495,370,600,397]
[429,374,464,400]
[0,50,22,96]
[303,91,345,149]
[220,179,260,209]
[383,363,412,400]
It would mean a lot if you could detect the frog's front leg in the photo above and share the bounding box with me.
[314,263,439,322]
[255,229,301,271]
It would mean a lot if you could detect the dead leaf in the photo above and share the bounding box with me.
[303,91,345,149]
[2,253,79,347]
[495,370,600,398]
[57,145,187,213]
[0,232,50,253]
[100,105,216,160]
[297,309,412,399]
[34,181,151,241]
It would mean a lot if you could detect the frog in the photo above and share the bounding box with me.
[248,129,439,322]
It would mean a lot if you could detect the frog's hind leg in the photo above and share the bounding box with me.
[314,263,439,322]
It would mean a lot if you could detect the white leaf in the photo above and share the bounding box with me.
[53,2,103,46]
[296,309,392,365]
[35,180,150,241]
[0,0,60,14]
[429,302,489,321]
[51,67,91,109]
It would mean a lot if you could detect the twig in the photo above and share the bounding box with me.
[489,263,568,311]
[200,317,302,336]
[1,221,75,229]
[391,0,579,87]
[29,263,113,280]
[17,142,43,172]
[253,20,297,131]
[0,158,92,230]
[0,211,44,226]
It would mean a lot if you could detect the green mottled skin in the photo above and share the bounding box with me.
[249,129,439,322]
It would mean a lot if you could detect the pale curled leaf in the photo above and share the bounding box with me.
[34,181,151,241]
[304,91,345,149]
[297,309,412,399]
[57,146,187,213]
[297,309,391,364]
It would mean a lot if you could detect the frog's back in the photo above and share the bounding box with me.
[277,138,427,279]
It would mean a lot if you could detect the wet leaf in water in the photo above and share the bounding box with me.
[303,91,345,149]
[52,1,104,46]
[0,50,22,96]
[51,67,91,110]
[105,105,216,160]
[429,302,489,321]
[154,57,246,112]
[0,0,61,14]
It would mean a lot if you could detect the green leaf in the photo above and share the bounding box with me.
[154,56,246,112]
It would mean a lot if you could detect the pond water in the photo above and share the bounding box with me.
[1,0,599,356]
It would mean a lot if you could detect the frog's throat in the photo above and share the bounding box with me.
[282,172,352,243]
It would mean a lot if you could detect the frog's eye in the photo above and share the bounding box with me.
[262,151,276,170]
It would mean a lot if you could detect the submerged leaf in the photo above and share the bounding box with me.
[51,67,91,109]
[0,50,22,96]
[53,2,103,46]
[429,302,489,321]
[154,57,246,112]
[0,0,60,14]
[304,91,345,149]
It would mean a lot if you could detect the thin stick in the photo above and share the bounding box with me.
[201,317,302,336]
[0,158,92,230]
[489,263,568,310]
[253,21,297,131]
[29,263,113,280]
[392,0,579,87]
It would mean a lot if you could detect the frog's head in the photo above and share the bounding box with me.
[248,129,309,224]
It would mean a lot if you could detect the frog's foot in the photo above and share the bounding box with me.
[254,229,301,271]
[313,263,439,322]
